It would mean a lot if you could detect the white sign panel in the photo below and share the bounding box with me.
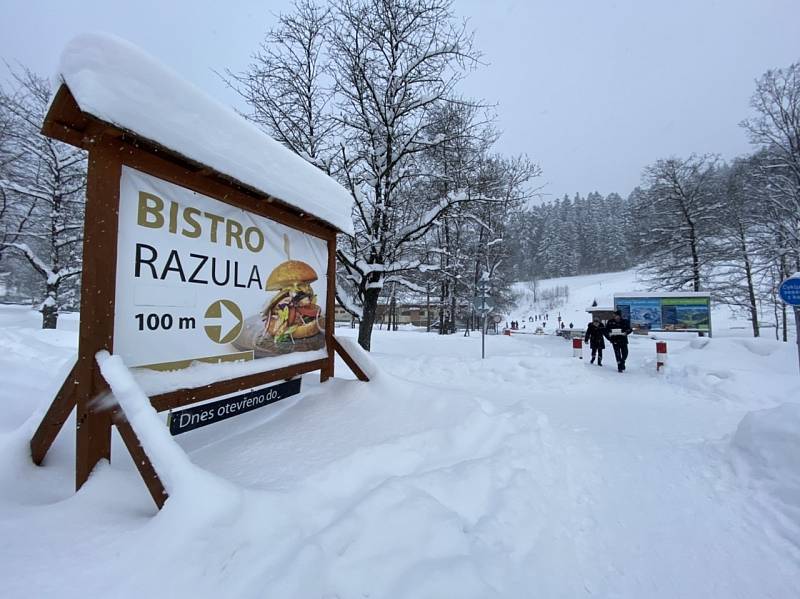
[114,166,328,369]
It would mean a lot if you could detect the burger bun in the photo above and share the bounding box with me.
[266,260,318,290]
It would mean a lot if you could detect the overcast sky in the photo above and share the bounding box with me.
[2,0,798,201]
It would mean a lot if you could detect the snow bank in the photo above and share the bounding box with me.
[56,33,354,234]
[336,336,382,380]
[730,403,800,542]
[96,350,243,506]
[731,403,800,489]
[96,350,193,491]
[657,336,800,409]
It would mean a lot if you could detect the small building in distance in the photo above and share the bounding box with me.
[335,301,441,328]
[335,295,499,331]
[585,306,616,323]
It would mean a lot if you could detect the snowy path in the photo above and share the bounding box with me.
[1,308,798,597]
[366,332,799,597]
[176,330,798,597]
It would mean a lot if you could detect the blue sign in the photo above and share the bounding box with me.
[779,277,800,306]
[167,378,301,435]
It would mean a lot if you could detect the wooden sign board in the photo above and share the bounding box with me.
[30,85,367,509]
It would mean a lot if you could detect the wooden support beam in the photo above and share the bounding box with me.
[333,337,370,382]
[114,414,168,509]
[30,364,78,465]
[321,236,337,382]
[150,358,328,412]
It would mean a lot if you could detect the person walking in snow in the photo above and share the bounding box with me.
[604,310,632,372]
[584,317,605,365]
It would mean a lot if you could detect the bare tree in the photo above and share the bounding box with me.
[329,0,481,349]
[419,101,497,334]
[635,154,720,292]
[709,159,765,337]
[741,62,800,197]
[736,61,800,340]
[224,0,337,171]
[229,0,535,349]
[740,59,800,276]
[0,67,86,328]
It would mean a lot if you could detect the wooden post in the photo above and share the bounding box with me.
[114,415,168,508]
[75,137,121,490]
[333,337,370,382]
[30,363,77,465]
[321,235,336,382]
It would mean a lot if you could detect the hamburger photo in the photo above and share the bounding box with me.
[260,260,324,345]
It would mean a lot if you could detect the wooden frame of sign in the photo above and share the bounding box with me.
[29,85,369,509]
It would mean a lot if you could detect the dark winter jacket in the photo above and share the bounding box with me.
[584,322,605,349]
[604,317,632,344]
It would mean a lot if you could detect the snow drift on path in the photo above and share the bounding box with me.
[32,347,553,598]
[730,403,800,549]
[659,336,800,408]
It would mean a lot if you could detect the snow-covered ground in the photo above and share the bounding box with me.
[508,269,793,340]
[1,269,799,598]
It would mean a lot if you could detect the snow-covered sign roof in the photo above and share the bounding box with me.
[51,33,354,234]
[614,291,712,298]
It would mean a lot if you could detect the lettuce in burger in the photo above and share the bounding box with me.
[260,260,323,343]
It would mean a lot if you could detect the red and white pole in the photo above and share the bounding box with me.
[656,341,667,371]
[572,337,583,358]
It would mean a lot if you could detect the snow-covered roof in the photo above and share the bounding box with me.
[614,291,711,298]
[54,33,354,234]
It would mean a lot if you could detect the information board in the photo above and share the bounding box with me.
[114,167,329,369]
[615,295,711,333]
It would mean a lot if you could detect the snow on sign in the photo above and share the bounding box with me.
[115,167,328,370]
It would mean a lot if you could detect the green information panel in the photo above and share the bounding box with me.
[615,296,710,333]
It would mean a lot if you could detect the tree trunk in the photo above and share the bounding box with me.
[781,255,789,342]
[737,230,759,337]
[390,284,397,332]
[743,257,759,338]
[358,286,381,351]
[688,223,701,292]
[426,284,431,332]
[438,281,446,335]
[41,285,58,330]
[782,301,788,342]
[773,291,780,341]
